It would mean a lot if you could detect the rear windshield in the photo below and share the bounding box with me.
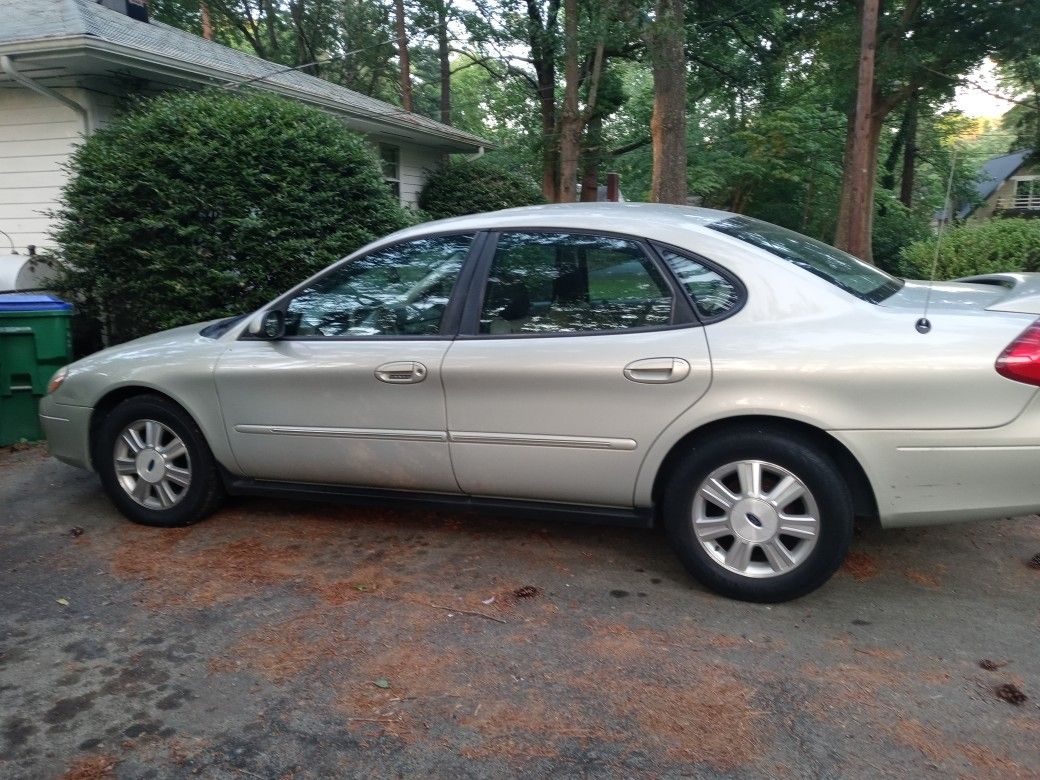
[708,215,903,303]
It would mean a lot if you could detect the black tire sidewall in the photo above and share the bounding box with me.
[94,396,221,528]
[662,431,854,603]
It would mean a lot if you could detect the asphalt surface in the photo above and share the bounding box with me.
[1,443,1039,779]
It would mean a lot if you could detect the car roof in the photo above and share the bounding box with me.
[389,203,734,243]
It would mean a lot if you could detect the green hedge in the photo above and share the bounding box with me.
[52,89,410,343]
[899,217,1040,280]
[418,159,544,220]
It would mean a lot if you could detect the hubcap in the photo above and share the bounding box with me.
[113,419,192,510]
[692,460,820,578]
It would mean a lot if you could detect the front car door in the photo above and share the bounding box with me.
[442,230,740,507]
[214,232,479,492]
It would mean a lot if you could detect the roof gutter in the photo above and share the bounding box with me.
[0,37,493,150]
[0,53,92,133]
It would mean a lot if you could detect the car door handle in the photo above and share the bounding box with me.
[623,357,690,384]
[374,361,428,384]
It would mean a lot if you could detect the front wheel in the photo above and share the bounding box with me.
[94,395,225,527]
[661,429,854,602]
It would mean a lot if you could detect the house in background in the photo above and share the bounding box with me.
[944,149,1039,222]
[0,0,490,254]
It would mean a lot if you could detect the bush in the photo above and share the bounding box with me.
[418,159,544,220]
[871,196,932,278]
[899,218,1040,280]
[52,90,410,343]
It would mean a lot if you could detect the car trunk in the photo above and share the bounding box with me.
[881,274,1040,316]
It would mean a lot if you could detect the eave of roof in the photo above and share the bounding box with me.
[0,1,492,152]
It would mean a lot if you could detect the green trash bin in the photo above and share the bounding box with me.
[0,294,73,446]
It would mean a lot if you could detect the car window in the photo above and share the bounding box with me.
[284,234,473,337]
[707,215,902,303]
[659,249,741,319]
[479,232,673,335]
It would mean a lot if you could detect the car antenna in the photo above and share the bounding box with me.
[916,145,958,335]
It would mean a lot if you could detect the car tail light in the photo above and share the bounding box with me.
[996,320,1040,386]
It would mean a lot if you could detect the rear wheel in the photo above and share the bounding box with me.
[662,429,853,602]
[94,395,225,527]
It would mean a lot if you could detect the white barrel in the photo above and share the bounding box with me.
[0,253,54,292]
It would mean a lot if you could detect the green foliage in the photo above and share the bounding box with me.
[52,89,409,343]
[899,218,1040,280]
[872,194,933,277]
[418,160,545,219]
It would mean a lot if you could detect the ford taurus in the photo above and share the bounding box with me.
[39,204,1040,601]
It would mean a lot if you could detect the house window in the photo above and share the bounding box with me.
[379,144,401,199]
[1013,177,1039,208]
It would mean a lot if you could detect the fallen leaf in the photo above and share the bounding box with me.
[56,598,70,607]
[373,678,391,689]
[996,683,1028,706]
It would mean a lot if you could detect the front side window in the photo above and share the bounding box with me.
[479,232,673,335]
[708,215,902,303]
[285,234,472,337]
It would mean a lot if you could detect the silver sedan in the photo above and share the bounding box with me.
[39,204,1040,601]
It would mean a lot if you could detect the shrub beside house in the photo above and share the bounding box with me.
[52,90,412,344]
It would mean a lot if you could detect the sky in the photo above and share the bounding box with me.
[952,59,1014,119]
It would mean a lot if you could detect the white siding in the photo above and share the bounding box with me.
[398,142,445,208]
[0,88,88,253]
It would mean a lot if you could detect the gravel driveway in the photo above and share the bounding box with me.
[2,444,1039,779]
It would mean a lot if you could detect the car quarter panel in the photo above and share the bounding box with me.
[41,323,236,473]
[830,397,1040,526]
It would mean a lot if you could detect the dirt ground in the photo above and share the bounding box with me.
[2,443,1039,779]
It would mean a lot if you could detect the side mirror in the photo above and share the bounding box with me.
[247,309,285,340]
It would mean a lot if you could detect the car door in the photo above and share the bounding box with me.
[441,230,729,507]
[213,232,480,492]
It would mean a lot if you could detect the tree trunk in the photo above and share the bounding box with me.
[557,0,580,203]
[527,0,561,202]
[898,91,919,207]
[394,0,413,112]
[437,1,451,125]
[580,112,602,202]
[834,0,880,263]
[647,0,687,204]
[200,2,214,40]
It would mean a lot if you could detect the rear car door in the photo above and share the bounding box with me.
[441,230,735,507]
[214,233,479,492]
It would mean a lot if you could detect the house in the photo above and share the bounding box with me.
[0,0,490,254]
[938,149,1039,223]
[967,150,1039,220]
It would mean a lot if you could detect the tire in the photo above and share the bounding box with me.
[661,427,854,603]
[93,395,225,527]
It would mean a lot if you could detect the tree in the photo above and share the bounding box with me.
[393,0,415,110]
[834,0,879,260]
[832,0,1040,263]
[51,91,410,343]
[644,0,686,203]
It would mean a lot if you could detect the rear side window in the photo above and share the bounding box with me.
[479,232,674,335]
[659,249,741,319]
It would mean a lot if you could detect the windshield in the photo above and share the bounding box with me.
[707,215,903,303]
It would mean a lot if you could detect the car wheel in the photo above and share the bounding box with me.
[94,395,225,527]
[661,428,854,602]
